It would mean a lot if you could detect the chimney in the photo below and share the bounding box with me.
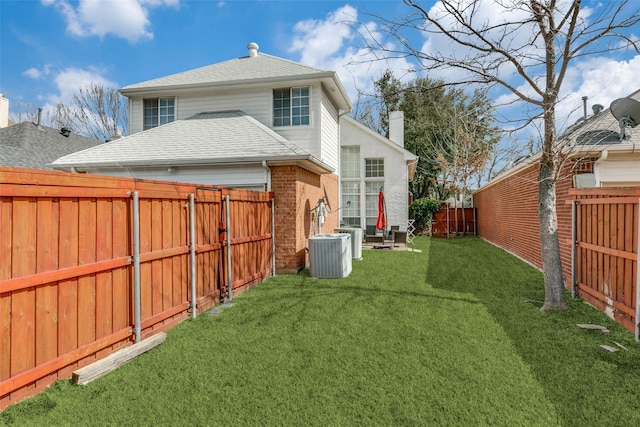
[248,42,259,58]
[0,94,8,128]
[107,130,123,142]
[582,96,588,121]
[389,110,404,147]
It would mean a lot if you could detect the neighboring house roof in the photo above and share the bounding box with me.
[341,115,419,180]
[0,122,102,170]
[474,88,640,192]
[120,48,352,112]
[52,110,334,173]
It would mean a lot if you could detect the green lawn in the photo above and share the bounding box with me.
[2,237,638,426]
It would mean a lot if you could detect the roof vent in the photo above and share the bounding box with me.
[592,104,604,115]
[60,127,71,137]
[247,42,259,58]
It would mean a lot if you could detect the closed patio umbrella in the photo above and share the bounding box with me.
[376,188,386,234]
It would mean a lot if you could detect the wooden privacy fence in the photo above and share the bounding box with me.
[569,187,639,340]
[431,206,477,238]
[0,167,274,409]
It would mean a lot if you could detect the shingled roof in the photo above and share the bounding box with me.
[0,122,102,170]
[52,110,333,173]
[119,45,352,112]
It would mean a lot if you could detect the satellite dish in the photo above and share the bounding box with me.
[610,97,640,141]
[322,183,332,212]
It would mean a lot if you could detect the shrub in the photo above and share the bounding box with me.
[410,198,442,234]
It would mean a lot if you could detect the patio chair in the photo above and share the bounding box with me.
[392,230,407,247]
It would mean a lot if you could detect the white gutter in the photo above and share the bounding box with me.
[262,160,271,191]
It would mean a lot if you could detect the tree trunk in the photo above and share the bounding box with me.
[538,161,569,311]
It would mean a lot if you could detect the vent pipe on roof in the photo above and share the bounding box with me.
[582,96,588,121]
[60,127,71,137]
[248,42,259,58]
[37,108,42,126]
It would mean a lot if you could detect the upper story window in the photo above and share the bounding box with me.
[273,87,309,127]
[365,158,384,178]
[144,98,175,130]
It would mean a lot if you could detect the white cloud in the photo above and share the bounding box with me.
[23,64,52,80]
[289,5,414,104]
[556,55,640,127]
[24,68,42,79]
[42,0,179,43]
[45,67,118,105]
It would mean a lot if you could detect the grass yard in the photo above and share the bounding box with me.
[1,237,639,426]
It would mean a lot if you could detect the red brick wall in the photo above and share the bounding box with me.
[271,166,338,273]
[473,158,594,286]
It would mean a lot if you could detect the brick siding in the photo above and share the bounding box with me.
[473,158,595,286]
[271,166,338,273]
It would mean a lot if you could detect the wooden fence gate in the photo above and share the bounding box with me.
[0,167,274,409]
[569,187,639,340]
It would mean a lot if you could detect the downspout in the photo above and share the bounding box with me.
[189,194,197,318]
[263,161,276,276]
[131,191,141,343]
[337,110,350,226]
[262,160,271,191]
[224,195,233,301]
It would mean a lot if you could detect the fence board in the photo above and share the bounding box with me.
[35,197,59,381]
[151,199,163,317]
[95,199,113,347]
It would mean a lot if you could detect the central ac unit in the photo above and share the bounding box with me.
[309,233,352,278]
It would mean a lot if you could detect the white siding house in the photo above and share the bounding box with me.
[52,42,420,270]
[339,112,418,233]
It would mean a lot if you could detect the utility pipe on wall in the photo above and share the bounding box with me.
[224,195,233,301]
[131,191,141,343]
[189,194,197,319]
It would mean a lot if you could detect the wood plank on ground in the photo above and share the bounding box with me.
[72,332,166,385]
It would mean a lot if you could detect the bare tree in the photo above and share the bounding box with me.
[49,82,128,142]
[9,102,42,125]
[367,0,640,310]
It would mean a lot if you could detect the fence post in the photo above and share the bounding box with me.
[131,191,141,343]
[189,194,197,319]
[636,198,640,342]
[571,200,577,300]
[271,197,276,277]
[224,195,233,302]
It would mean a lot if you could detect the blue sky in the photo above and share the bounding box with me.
[1,0,639,134]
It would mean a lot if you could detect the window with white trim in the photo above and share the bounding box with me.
[144,98,175,130]
[273,87,309,126]
[365,158,384,178]
[341,146,360,179]
[341,182,361,227]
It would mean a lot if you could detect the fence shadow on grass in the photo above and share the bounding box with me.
[426,236,640,426]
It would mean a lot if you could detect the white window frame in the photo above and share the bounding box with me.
[143,97,175,130]
[273,87,310,127]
